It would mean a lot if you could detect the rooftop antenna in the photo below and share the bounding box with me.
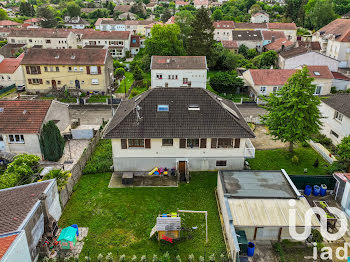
[136,105,142,125]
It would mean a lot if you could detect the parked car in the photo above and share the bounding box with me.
[16,84,25,92]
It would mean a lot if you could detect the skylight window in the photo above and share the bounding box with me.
[157,105,169,112]
[314,71,320,76]
[188,104,200,111]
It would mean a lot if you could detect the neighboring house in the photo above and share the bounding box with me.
[150,56,207,88]
[103,88,255,172]
[81,30,131,58]
[146,2,158,11]
[193,0,208,8]
[243,66,333,100]
[0,20,21,29]
[297,40,321,52]
[221,40,238,53]
[81,8,98,14]
[332,71,350,91]
[7,28,77,49]
[234,22,267,31]
[95,18,126,31]
[0,100,70,156]
[217,170,319,260]
[114,4,132,14]
[319,94,350,145]
[0,180,62,261]
[0,43,25,58]
[263,37,294,52]
[231,30,263,49]
[21,48,113,93]
[175,0,190,8]
[124,20,154,35]
[118,12,137,20]
[279,47,339,72]
[261,30,285,46]
[0,53,25,87]
[63,16,89,29]
[267,22,297,42]
[130,35,140,56]
[250,12,269,23]
[23,18,41,28]
[312,19,350,68]
[0,28,10,40]
[213,21,235,41]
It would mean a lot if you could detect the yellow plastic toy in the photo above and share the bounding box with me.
[148,167,158,175]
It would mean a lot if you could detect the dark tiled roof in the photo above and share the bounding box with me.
[0,181,51,234]
[114,5,132,13]
[322,94,350,118]
[232,30,262,41]
[0,100,52,134]
[21,48,108,65]
[279,46,309,58]
[81,30,130,40]
[104,88,255,139]
[297,41,321,51]
[151,56,207,70]
[234,23,267,29]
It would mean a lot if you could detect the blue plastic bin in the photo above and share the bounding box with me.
[247,242,255,257]
[304,185,312,196]
[313,185,320,196]
[70,224,79,236]
[320,184,327,197]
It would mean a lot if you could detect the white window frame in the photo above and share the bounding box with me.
[90,66,98,75]
[8,134,25,144]
[260,86,266,94]
[314,86,322,95]
[92,79,99,85]
[334,111,343,122]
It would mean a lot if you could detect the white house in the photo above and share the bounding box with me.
[312,19,350,68]
[64,16,90,29]
[103,88,255,173]
[0,100,70,157]
[243,66,334,101]
[332,71,350,91]
[231,30,263,49]
[193,0,208,8]
[0,180,62,261]
[250,12,269,23]
[150,56,208,88]
[213,21,235,41]
[0,53,25,87]
[81,30,131,58]
[267,23,297,42]
[95,18,126,31]
[319,94,350,145]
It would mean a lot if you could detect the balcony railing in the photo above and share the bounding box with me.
[244,138,255,159]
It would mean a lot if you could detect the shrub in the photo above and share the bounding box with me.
[83,140,113,174]
[42,169,70,191]
[273,242,285,262]
[40,121,65,161]
[291,155,299,164]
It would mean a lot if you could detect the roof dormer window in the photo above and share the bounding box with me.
[157,105,169,112]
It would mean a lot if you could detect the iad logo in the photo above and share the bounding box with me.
[288,199,350,260]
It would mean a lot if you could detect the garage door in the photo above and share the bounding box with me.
[255,227,280,240]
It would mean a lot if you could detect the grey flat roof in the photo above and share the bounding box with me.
[220,170,297,199]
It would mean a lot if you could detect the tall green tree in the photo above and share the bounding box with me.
[37,6,57,28]
[161,8,172,22]
[252,50,277,69]
[209,71,244,94]
[175,10,195,51]
[145,24,185,56]
[40,121,65,161]
[187,7,216,66]
[0,9,8,20]
[67,1,81,17]
[262,67,322,152]
[20,1,35,17]
[212,9,223,20]
[337,136,350,171]
[133,65,144,81]
[306,0,336,30]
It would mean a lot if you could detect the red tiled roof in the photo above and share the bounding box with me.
[268,22,297,30]
[249,66,332,85]
[332,71,350,81]
[175,0,190,4]
[221,40,238,49]
[0,234,17,259]
[21,48,109,65]
[0,20,20,26]
[24,18,41,23]
[213,20,235,29]
[114,5,132,13]
[0,100,52,134]
[297,41,321,51]
[81,30,130,40]
[262,30,285,40]
[252,12,269,17]
[8,28,72,38]
[316,19,350,42]
[151,56,207,70]
[130,35,140,47]
[0,53,23,74]
[194,0,208,5]
[264,38,294,51]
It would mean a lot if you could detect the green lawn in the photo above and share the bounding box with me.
[87,95,109,103]
[59,172,226,260]
[248,146,329,175]
[117,72,134,93]
[0,87,16,98]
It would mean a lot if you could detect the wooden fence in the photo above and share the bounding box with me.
[59,129,102,208]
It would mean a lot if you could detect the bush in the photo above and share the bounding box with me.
[273,242,285,262]
[42,169,70,191]
[40,121,65,161]
[83,140,113,174]
[209,71,243,94]
[311,133,332,147]
[291,155,299,164]
[326,161,347,175]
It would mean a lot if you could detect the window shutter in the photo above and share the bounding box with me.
[86,66,90,74]
[211,138,217,148]
[121,139,127,149]
[26,66,30,74]
[37,66,41,74]
[234,138,240,148]
[145,139,151,148]
[179,139,186,148]
[39,79,43,84]
[28,79,32,84]
[97,66,101,74]
[200,138,207,148]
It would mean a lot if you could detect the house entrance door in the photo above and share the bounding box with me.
[178,161,187,182]
[0,135,5,151]
[52,80,57,89]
